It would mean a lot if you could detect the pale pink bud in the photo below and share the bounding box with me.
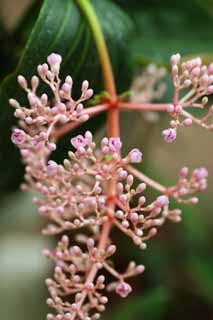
[108,137,122,152]
[116,281,132,298]
[208,63,213,75]
[200,75,209,88]
[62,83,71,93]
[71,135,89,149]
[136,183,146,193]
[136,265,145,274]
[48,143,56,151]
[126,174,134,186]
[128,148,143,163]
[65,75,73,85]
[76,103,84,113]
[167,104,175,113]
[170,53,180,65]
[183,79,191,87]
[194,167,208,180]
[37,63,48,75]
[82,80,89,91]
[175,104,182,114]
[162,128,176,143]
[107,245,116,256]
[180,167,189,177]
[185,60,193,70]
[85,89,93,99]
[87,238,95,248]
[194,57,202,66]
[9,98,20,108]
[183,118,192,126]
[190,197,199,204]
[85,131,93,142]
[47,160,58,174]
[115,210,124,219]
[191,67,201,77]
[156,195,169,207]
[21,149,30,157]
[122,220,129,228]
[56,206,64,215]
[17,75,27,89]
[117,168,127,179]
[79,114,89,122]
[11,128,26,145]
[130,212,138,223]
[208,85,213,94]
[47,53,62,66]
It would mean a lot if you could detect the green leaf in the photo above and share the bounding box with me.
[111,287,170,320]
[0,0,133,194]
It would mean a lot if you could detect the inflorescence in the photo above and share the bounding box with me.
[162,53,213,142]
[11,53,209,320]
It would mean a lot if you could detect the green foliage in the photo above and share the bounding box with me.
[111,287,170,320]
[185,257,213,305]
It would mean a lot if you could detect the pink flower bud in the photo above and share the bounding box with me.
[47,160,58,174]
[175,105,182,114]
[128,148,143,163]
[182,118,192,126]
[11,128,26,145]
[108,137,122,152]
[208,85,213,94]
[116,281,132,298]
[162,128,176,143]
[62,83,71,93]
[191,67,201,77]
[167,104,175,113]
[85,89,93,99]
[82,80,89,91]
[194,167,208,180]
[17,75,27,89]
[183,79,191,87]
[170,53,180,65]
[208,63,213,75]
[130,212,138,223]
[71,135,89,149]
[180,166,189,177]
[136,265,145,274]
[156,195,169,207]
[47,53,62,66]
[65,75,73,85]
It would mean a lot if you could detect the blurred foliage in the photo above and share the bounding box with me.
[108,287,170,320]
[0,0,213,319]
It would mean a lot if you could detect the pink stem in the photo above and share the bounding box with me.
[125,164,166,193]
[119,102,169,112]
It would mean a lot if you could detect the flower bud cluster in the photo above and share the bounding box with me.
[114,174,184,249]
[10,53,92,159]
[44,235,144,320]
[162,53,213,142]
[10,54,209,320]
[166,166,208,204]
[131,64,167,103]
